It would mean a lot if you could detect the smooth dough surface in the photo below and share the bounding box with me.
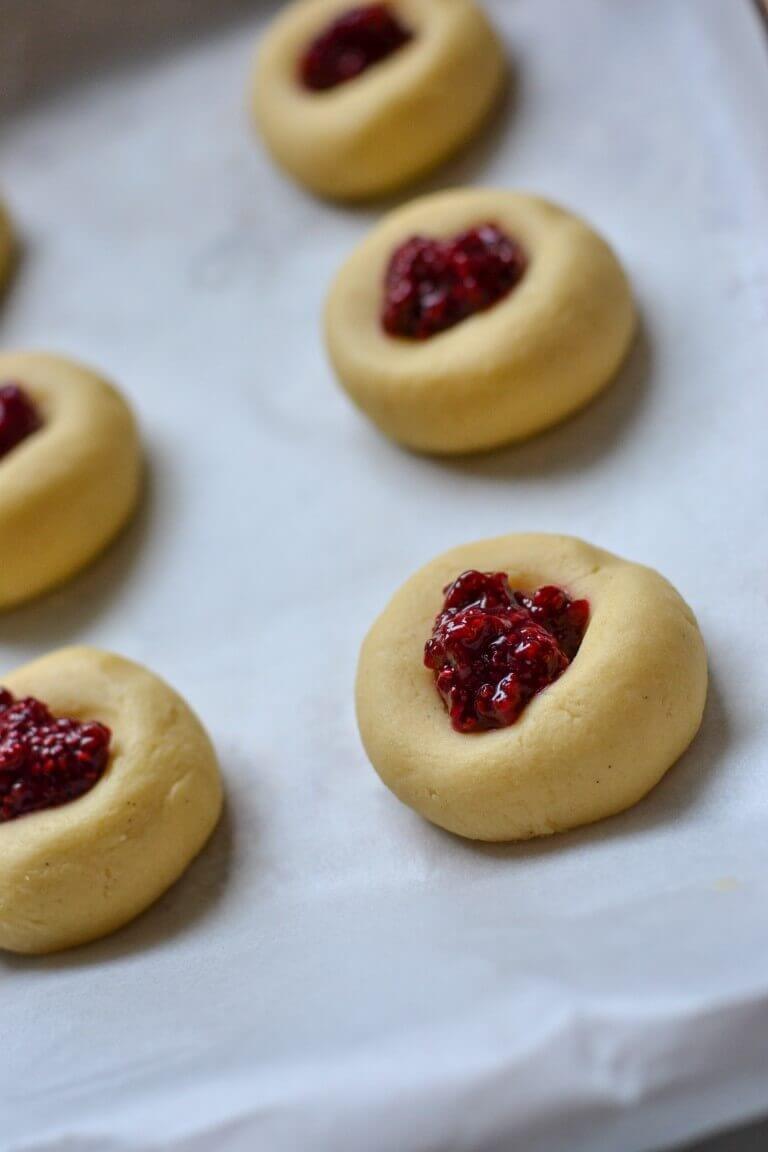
[0,647,223,954]
[251,0,505,200]
[356,534,708,841]
[0,351,141,609]
[326,188,636,453]
[0,200,14,290]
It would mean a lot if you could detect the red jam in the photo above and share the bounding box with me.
[382,224,527,340]
[424,571,589,732]
[0,383,42,460]
[0,690,111,823]
[300,3,412,91]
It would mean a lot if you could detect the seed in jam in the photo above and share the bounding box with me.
[382,224,527,340]
[0,689,111,823]
[300,3,413,92]
[0,383,42,460]
[424,571,589,732]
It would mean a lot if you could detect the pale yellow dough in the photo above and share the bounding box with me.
[0,200,14,289]
[326,188,636,453]
[0,352,141,609]
[356,534,708,841]
[0,647,223,954]
[251,0,505,200]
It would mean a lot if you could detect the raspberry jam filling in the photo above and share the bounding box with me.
[424,571,589,732]
[0,690,111,823]
[300,3,412,92]
[0,383,42,460]
[382,224,527,340]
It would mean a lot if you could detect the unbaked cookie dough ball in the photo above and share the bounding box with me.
[356,534,707,841]
[251,0,505,200]
[0,647,223,954]
[0,351,141,609]
[326,188,636,453]
[0,199,14,290]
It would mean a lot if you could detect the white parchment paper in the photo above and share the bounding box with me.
[1,2,768,1150]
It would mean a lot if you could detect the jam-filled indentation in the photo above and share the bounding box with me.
[382,224,527,340]
[0,383,42,460]
[424,571,589,732]
[0,690,111,822]
[300,3,412,92]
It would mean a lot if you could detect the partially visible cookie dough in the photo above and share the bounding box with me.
[356,534,708,841]
[251,0,506,200]
[0,200,14,290]
[0,351,141,609]
[0,647,223,954]
[326,188,636,453]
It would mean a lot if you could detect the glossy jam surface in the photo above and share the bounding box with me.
[0,383,42,460]
[424,571,589,732]
[300,3,412,92]
[382,224,527,340]
[0,690,111,823]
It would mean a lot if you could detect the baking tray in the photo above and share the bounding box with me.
[2,2,768,1150]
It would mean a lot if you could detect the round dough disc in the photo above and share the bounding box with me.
[326,188,636,453]
[0,351,141,609]
[0,647,223,954]
[356,534,708,841]
[251,0,505,200]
